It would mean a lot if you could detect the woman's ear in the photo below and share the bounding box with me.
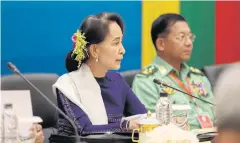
[156,38,165,52]
[89,44,100,58]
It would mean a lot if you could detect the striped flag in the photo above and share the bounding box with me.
[142,1,240,69]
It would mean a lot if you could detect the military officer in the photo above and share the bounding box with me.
[132,13,215,130]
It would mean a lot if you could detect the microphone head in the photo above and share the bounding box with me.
[153,79,161,84]
[7,62,15,70]
[7,62,20,74]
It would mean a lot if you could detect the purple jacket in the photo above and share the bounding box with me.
[56,72,147,136]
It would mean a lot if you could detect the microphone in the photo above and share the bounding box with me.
[7,62,81,142]
[7,62,20,74]
[153,79,215,106]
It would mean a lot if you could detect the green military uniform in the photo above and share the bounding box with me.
[132,56,215,130]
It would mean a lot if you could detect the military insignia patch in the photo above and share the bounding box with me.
[162,87,175,95]
[159,66,167,74]
[190,67,204,75]
[139,65,158,76]
[161,82,175,95]
[191,81,208,96]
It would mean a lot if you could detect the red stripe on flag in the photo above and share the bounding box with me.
[215,1,240,64]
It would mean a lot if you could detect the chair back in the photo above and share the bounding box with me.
[1,73,59,128]
[120,70,140,87]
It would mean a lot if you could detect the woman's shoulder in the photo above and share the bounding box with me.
[54,73,71,85]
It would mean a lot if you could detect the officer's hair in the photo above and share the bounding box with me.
[214,64,240,131]
[151,13,186,49]
[65,12,124,72]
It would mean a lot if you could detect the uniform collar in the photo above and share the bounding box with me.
[153,56,190,79]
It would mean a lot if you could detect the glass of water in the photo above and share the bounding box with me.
[17,117,41,143]
[171,104,190,130]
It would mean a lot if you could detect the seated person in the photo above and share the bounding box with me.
[52,12,147,136]
[132,13,215,130]
[214,65,240,143]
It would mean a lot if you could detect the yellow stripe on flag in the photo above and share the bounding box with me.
[142,1,180,67]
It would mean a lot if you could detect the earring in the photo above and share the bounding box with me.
[77,61,81,68]
[96,56,98,62]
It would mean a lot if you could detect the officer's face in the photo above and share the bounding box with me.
[162,21,194,62]
[91,21,125,70]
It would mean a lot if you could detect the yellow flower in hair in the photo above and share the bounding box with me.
[71,30,88,62]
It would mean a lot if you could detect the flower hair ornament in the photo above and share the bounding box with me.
[71,30,89,67]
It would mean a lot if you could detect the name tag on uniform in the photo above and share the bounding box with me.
[197,115,214,129]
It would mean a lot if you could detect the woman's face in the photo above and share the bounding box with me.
[95,21,125,70]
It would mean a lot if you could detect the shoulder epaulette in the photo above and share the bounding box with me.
[189,67,204,75]
[139,65,158,76]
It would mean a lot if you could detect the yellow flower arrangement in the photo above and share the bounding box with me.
[71,30,88,62]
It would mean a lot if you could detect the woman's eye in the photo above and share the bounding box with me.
[114,42,119,45]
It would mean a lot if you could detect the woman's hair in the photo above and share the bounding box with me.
[65,12,124,72]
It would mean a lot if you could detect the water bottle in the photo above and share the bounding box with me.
[155,92,172,125]
[2,103,18,143]
[1,108,4,143]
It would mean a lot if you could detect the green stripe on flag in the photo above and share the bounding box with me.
[181,1,215,69]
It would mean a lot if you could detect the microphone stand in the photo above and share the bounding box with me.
[153,79,215,106]
[7,62,81,143]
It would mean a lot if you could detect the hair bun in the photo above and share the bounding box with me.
[65,50,79,72]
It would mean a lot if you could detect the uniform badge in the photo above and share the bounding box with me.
[191,81,208,96]
[140,65,158,76]
[159,66,167,74]
[190,67,204,75]
[197,115,214,128]
[162,82,176,95]
[162,87,175,95]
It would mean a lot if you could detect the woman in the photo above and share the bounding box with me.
[52,12,147,136]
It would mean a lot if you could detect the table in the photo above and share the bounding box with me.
[49,132,215,143]
[49,133,134,143]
